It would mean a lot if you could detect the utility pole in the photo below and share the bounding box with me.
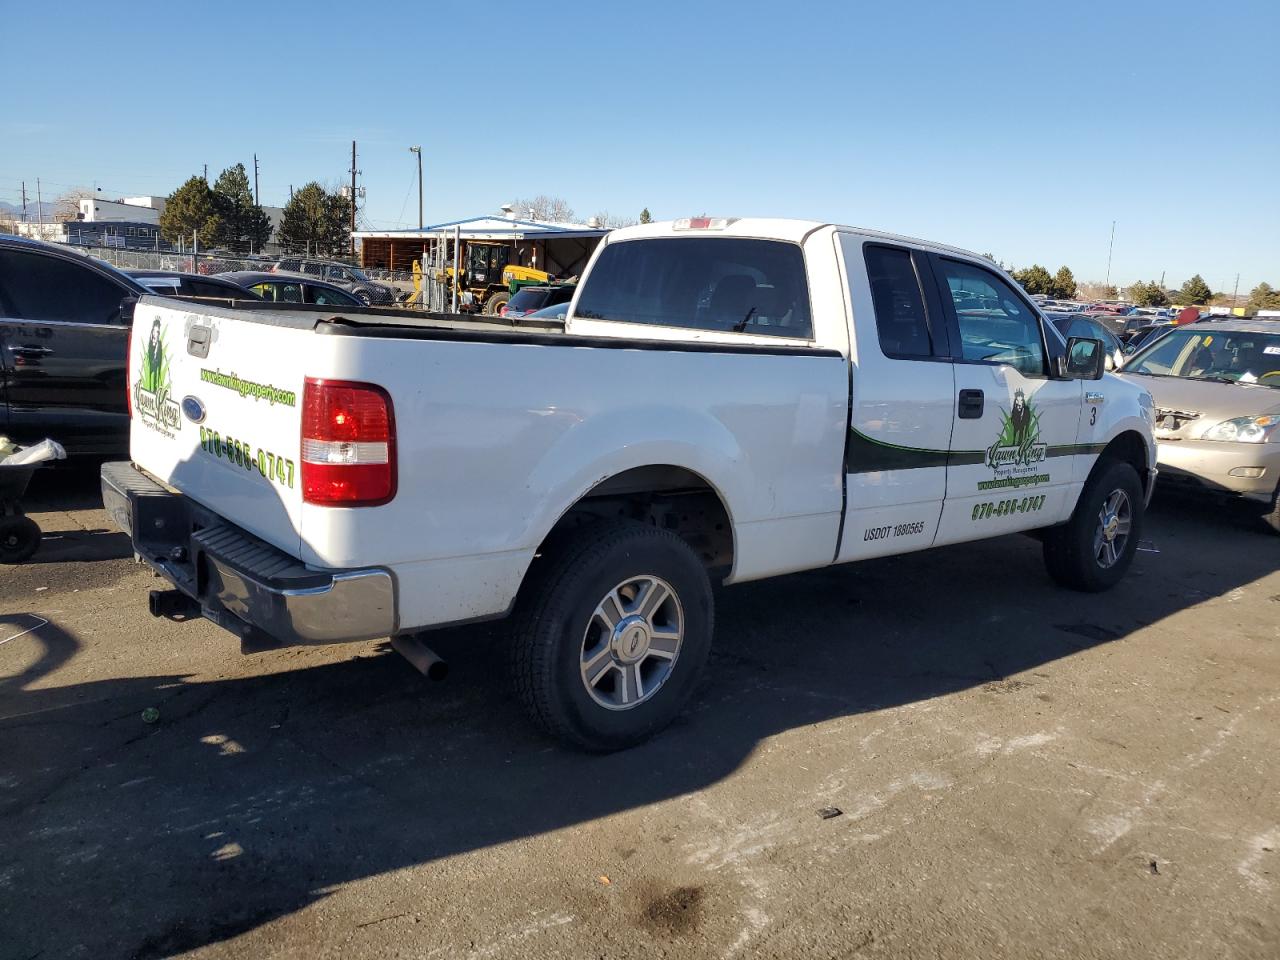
[20,181,27,222]
[36,178,43,227]
[203,164,208,183]
[253,153,260,206]
[349,140,359,258]
[1104,220,1116,290]
[1232,274,1239,304]
[409,145,423,229]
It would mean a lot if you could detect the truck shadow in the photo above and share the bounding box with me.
[0,497,1275,958]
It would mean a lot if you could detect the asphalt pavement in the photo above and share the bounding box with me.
[1,468,1277,959]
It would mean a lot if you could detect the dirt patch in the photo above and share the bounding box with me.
[638,884,705,936]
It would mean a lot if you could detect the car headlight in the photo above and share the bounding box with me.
[1201,415,1279,443]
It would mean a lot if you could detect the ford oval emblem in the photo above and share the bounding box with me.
[181,395,207,424]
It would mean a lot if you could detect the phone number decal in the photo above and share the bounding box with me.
[199,426,295,489]
[972,495,1046,521]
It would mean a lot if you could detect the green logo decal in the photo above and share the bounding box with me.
[134,317,181,435]
[977,390,1050,492]
[986,390,1048,469]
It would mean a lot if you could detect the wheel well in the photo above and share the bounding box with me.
[535,466,735,580]
[1098,431,1150,489]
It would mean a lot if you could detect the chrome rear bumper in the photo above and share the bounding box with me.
[101,461,397,646]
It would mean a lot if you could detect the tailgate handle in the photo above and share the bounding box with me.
[187,324,211,358]
[958,389,985,419]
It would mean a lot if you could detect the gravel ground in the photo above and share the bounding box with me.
[1,469,1277,959]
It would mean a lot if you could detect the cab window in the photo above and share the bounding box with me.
[937,259,1047,376]
[574,237,812,338]
[0,250,127,324]
[864,245,934,358]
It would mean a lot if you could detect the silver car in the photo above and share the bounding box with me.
[1119,320,1280,532]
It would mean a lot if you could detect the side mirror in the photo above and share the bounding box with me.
[1066,336,1105,380]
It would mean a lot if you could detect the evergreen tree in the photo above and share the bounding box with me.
[159,176,221,247]
[1012,264,1054,295]
[1051,266,1077,299]
[1177,274,1213,305]
[277,182,349,257]
[211,163,272,252]
[639,207,652,224]
[1246,282,1280,313]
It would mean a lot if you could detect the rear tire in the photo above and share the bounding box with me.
[510,521,713,752]
[485,291,510,315]
[1043,460,1144,592]
[0,516,40,564]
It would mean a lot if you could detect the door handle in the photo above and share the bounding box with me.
[958,389,985,419]
[7,344,53,363]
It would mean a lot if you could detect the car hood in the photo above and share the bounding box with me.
[1117,373,1280,439]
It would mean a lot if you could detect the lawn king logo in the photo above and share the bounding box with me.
[134,317,181,436]
[986,390,1048,470]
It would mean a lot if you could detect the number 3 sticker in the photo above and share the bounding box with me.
[1090,406,1097,426]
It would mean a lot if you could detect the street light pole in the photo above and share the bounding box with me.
[409,146,423,229]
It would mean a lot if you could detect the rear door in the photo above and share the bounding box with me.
[0,247,133,455]
[835,237,955,561]
[930,255,1083,543]
[128,299,309,554]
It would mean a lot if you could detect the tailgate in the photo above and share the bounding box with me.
[129,299,309,556]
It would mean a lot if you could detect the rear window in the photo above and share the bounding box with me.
[507,287,554,312]
[574,237,812,338]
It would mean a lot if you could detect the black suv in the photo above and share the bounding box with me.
[0,236,149,456]
[501,284,575,320]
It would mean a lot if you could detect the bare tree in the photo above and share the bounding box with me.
[54,188,96,222]
[510,195,576,223]
[1078,281,1119,301]
[590,211,638,229]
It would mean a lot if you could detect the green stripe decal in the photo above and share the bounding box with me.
[848,429,1105,474]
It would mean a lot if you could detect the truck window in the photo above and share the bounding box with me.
[575,238,812,338]
[0,250,126,324]
[864,245,934,358]
[937,259,1047,377]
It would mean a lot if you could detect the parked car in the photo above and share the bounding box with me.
[128,270,263,303]
[522,302,572,321]
[0,235,147,456]
[1049,314,1125,370]
[272,257,400,304]
[218,271,364,306]
[499,284,575,320]
[1119,320,1280,532]
[103,217,1154,750]
[1122,323,1176,355]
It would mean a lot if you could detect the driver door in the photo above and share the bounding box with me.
[929,256,1084,544]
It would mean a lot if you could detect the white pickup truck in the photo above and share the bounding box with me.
[103,218,1156,750]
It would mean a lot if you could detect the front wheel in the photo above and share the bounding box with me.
[1263,482,1280,535]
[1042,460,1144,592]
[510,522,714,751]
[484,291,510,315]
[0,515,41,564]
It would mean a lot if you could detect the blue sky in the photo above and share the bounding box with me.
[4,0,1277,291]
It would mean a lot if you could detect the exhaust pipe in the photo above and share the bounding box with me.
[149,589,200,621]
[391,634,449,682]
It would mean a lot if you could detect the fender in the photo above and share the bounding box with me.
[519,402,747,557]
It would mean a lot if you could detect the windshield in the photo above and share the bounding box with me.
[1126,328,1280,387]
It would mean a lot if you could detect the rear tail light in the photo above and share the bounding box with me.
[301,378,396,506]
